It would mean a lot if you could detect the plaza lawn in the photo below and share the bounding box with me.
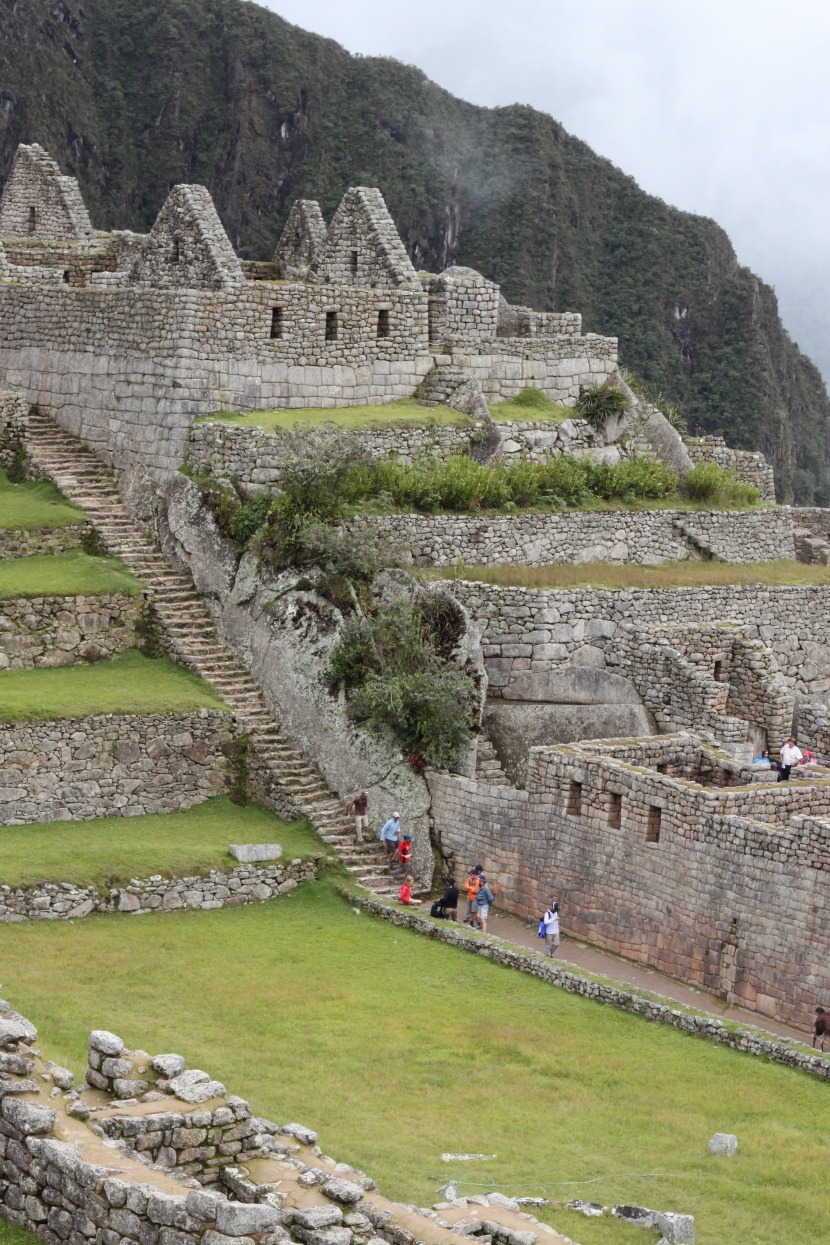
[0,551,142,599]
[0,796,324,888]
[0,651,227,722]
[427,559,830,591]
[0,469,86,530]
[2,883,828,1245]
[200,400,472,432]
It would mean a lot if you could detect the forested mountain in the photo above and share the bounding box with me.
[1,0,828,500]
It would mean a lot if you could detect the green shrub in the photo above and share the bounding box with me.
[575,383,630,429]
[683,462,758,506]
[507,386,551,410]
[228,493,272,545]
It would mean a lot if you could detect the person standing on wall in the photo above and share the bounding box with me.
[778,737,803,782]
[347,790,369,843]
[541,900,560,957]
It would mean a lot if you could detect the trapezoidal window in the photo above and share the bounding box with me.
[567,780,582,817]
[646,806,662,842]
[27,206,36,234]
[171,238,181,263]
[325,310,338,341]
[270,307,284,340]
[62,270,71,284]
[377,309,390,339]
[350,249,358,278]
[608,792,622,829]
[713,659,724,682]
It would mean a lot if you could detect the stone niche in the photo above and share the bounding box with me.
[483,668,654,786]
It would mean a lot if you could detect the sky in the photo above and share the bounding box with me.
[263,0,830,385]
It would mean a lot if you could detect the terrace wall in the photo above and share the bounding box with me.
[0,593,141,669]
[0,526,88,558]
[429,739,830,1025]
[451,580,830,697]
[0,711,234,824]
[685,436,777,502]
[358,508,795,568]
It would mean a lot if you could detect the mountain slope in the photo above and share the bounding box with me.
[1,0,828,500]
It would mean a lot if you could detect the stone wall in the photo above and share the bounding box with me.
[685,436,777,503]
[451,580,830,697]
[0,859,319,922]
[356,508,795,568]
[0,391,28,470]
[0,711,234,825]
[0,593,141,669]
[0,526,89,558]
[0,144,94,242]
[428,736,830,1026]
[451,337,618,405]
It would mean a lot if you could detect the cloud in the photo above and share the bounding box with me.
[266,0,830,380]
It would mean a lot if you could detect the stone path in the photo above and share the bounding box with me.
[24,411,402,899]
[486,911,809,1045]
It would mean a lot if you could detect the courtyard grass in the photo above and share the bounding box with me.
[1,881,828,1245]
[199,399,473,432]
[0,551,142,599]
[0,796,323,888]
[426,559,830,591]
[0,651,227,722]
[0,469,86,530]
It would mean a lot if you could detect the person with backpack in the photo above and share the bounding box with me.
[539,900,560,957]
[430,877,459,921]
[475,874,495,933]
[463,865,483,925]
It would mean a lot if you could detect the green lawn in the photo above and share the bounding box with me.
[199,399,473,432]
[2,881,828,1245]
[426,559,830,591]
[0,551,142,599]
[0,1224,36,1245]
[0,651,227,722]
[0,796,323,887]
[0,469,87,530]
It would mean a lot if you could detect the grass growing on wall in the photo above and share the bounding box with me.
[0,469,87,530]
[0,552,143,599]
[0,796,323,887]
[426,559,830,591]
[0,651,228,723]
[198,400,473,432]
[0,880,828,1245]
[489,387,569,423]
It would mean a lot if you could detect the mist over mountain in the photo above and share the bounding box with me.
[2,0,829,500]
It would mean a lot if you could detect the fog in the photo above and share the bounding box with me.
[265,0,830,384]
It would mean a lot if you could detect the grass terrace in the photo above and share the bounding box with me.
[1,880,828,1245]
[199,399,473,432]
[0,468,87,530]
[427,559,830,591]
[0,796,323,888]
[0,551,142,598]
[0,651,227,722]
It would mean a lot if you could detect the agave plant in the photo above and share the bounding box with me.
[575,383,630,430]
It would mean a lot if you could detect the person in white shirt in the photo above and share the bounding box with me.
[542,900,561,957]
[778,738,803,782]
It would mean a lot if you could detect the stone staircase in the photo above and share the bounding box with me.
[475,730,512,786]
[23,411,403,899]
[416,362,469,407]
[794,524,830,565]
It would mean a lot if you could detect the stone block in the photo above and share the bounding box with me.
[228,844,283,863]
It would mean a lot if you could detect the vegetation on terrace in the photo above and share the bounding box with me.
[0,881,827,1245]
[0,469,86,530]
[0,652,227,722]
[428,559,830,592]
[0,796,322,888]
[0,551,142,599]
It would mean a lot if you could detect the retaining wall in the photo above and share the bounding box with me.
[0,525,89,558]
[0,711,234,824]
[0,859,319,922]
[685,436,777,503]
[0,593,141,669]
[356,508,795,567]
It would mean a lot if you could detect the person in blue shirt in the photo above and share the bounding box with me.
[379,812,401,862]
[475,874,495,933]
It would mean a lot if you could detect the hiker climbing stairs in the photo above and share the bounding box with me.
[23,411,403,899]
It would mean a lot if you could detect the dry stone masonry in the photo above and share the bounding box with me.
[0,593,141,669]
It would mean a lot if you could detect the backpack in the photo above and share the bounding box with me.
[537,918,546,939]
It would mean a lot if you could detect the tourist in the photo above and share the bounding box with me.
[399,875,422,907]
[475,874,495,934]
[541,900,561,957]
[380,811,401,861]
[752,750,772,767]
[463,865,483,925]
[394,833,414,871]
[347,789,369,843]
[431,877,459,921]
[778,737,803,781]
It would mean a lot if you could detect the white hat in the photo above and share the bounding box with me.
[393,811,400,819]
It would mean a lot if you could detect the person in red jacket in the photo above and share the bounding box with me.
[399,875,422,907]
[394,834,413,871]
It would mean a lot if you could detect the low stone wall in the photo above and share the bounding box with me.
[685,436,777,502]
[347,893,830,1082]
[0,524,90,558]
[0,859,319,922]
[0,711,234,824]
[0,391,28,470]
[451,580,830,697]
[0,593,141,669]
[355,508,794,567]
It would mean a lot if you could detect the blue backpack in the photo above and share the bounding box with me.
[537,918,546,939]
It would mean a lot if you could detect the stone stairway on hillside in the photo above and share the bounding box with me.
[475,731,512,787]
[416,362,469,407]
[794,523,830,565]
[23,411,404,899]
